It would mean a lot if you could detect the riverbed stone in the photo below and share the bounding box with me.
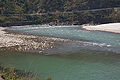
[0,76,4,80]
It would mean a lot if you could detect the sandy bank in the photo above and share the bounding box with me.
[82,23,120,33]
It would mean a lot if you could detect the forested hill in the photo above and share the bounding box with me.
[0,0,120,14]
[0,0,120,26]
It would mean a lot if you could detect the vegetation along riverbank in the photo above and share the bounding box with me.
[0,66,39,80]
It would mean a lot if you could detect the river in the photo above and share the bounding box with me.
[0,25,120,80]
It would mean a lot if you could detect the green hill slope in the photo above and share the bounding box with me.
[0,0,120,26]
[0,0,120,14]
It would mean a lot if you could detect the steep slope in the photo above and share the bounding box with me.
[0,0,120,26]
[0,0,120,14]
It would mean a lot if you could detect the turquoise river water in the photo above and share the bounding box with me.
[0,25,120,80]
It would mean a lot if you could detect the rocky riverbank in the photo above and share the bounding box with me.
[0,27,71,53]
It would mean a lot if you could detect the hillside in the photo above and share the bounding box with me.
[0,0,120,14]
[0,0,120,26]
